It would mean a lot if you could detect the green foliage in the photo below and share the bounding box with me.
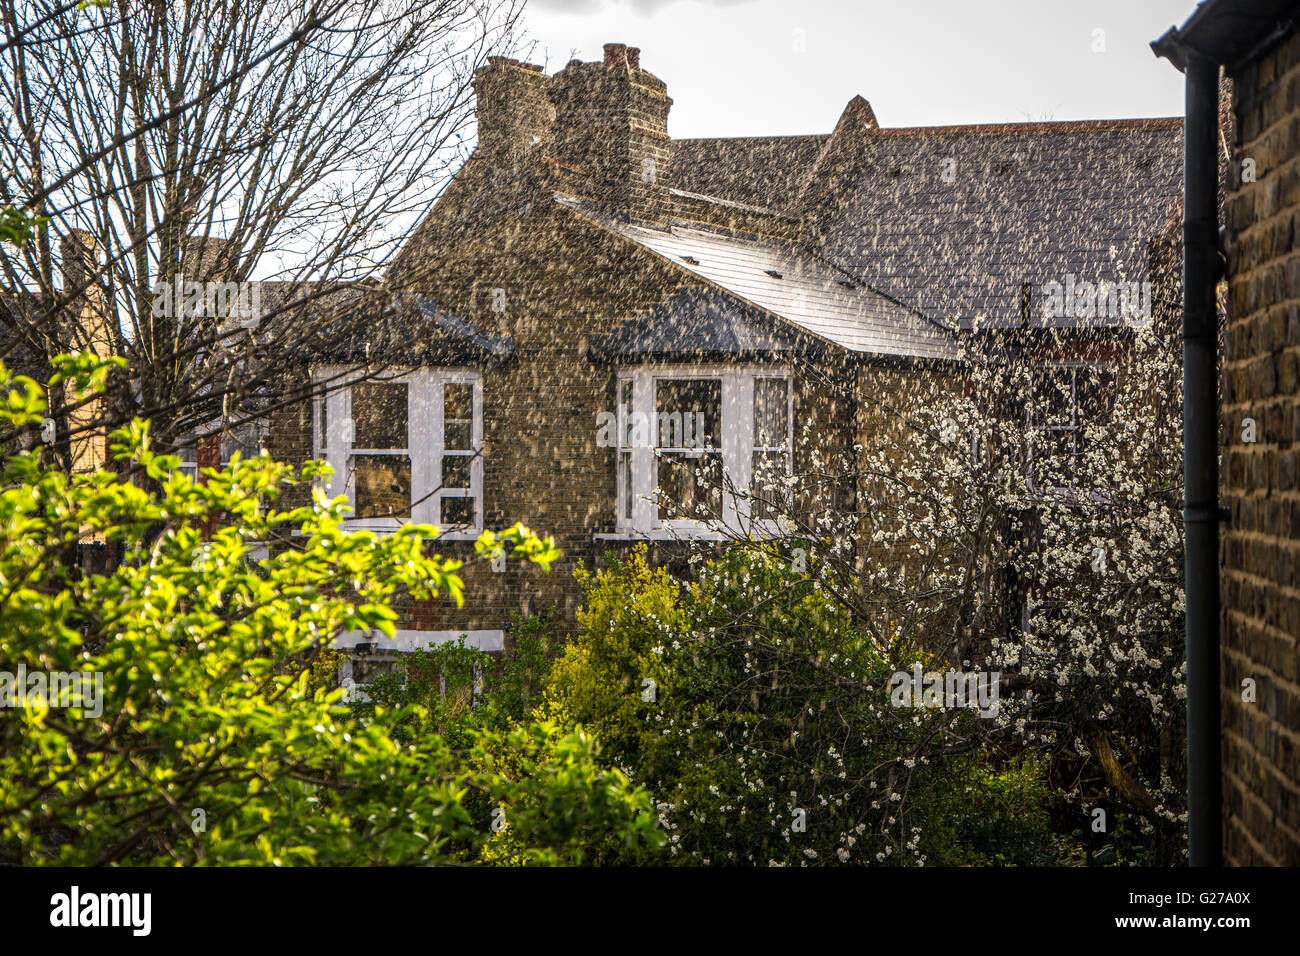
[539,545,1067,866]
[0,356,657,865]
[920,755,1079,866]
[538,550,682,764]
[491,607,556,722]
[0,207,48,248]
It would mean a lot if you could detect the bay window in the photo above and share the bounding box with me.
[654,377,723,523]
[614,366,792,536]
[314,367,482,536]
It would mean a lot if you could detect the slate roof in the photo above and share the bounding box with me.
[0,291,54,382]
[558,194,960,361]
[588,287,827,361]
[814,119,1184,329]
[671,135,829,215]
[284,290,512,366]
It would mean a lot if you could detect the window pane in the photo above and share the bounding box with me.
[352,654,401,686]
[318,398,327,451]
[754,378,789,448]
[1030,430,1076,486]
[353,454,411,517]
[1075,367,1117,425]
[221,421,262,463]
[656,451,723,521]
[440,496,475,526]
[444,420,472,450]
[444,383,473,450]
[752,450,790,519]
[353,382,408,449]
[618,380,633,449]
[442,455,472,489]
[619,451,632,519]
[654,379,721,450]
[1030,369,1071,427]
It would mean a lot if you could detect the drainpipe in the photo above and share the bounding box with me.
[1182,52,1223,868]
[1154,27,1224,866]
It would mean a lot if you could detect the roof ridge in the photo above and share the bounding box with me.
[868,117,1183,137]
[674,133,831,143]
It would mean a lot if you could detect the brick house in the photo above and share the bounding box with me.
[0,231,118,572]
[1155,0,1300,866]
[267,44,1182,677]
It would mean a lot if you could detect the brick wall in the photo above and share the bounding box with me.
[854,361,966,647]
[1223,31,1300,865]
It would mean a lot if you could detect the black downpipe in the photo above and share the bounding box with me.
[1182,52,1223,868]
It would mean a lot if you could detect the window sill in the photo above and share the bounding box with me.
[596,530,727,542]
[291,526,482,541]
[595,524,788,543]
[336,628,505,652]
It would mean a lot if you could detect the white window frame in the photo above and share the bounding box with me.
[176,442,199,483]
[312,366,483,538]
[1025,360,1115,496]
[614,365,792,538]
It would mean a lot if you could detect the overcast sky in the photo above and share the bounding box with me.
[518,0,1193,138]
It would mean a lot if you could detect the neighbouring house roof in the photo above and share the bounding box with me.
[670,134,830,215]
[394,54,1183,355]
[0,291,51,382]
[588,286,827,361]
[814,119,1184,329]
[557,194,961,362]
[286,291,512,366]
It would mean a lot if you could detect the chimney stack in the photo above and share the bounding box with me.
[57,229,111,361]
[472,57,555,165]
[182,235,236,281]
[59,230,100,297]
[548,42,673,224]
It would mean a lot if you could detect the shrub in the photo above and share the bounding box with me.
[0,356,660,865]
[538,545,1071,866]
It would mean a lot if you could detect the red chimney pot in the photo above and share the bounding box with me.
[603,42,638,70]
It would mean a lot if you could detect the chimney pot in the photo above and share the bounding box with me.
[603,43,633,70]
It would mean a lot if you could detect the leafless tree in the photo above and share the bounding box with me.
[0,0,528,469]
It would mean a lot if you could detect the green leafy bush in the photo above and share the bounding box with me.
[0,356,660,865]
[539,545,1072,866]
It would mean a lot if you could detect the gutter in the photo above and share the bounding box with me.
[1152,32,1225,869]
